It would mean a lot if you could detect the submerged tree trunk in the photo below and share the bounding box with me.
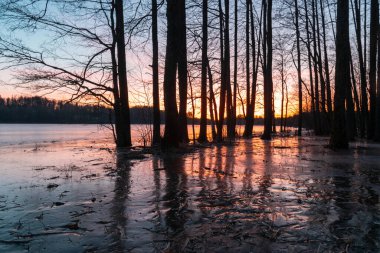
[285,77,289,131]
[349,47,361,137]
[304,0,317,134]
[330,0,349,149]
[312,0,321,135]
[315,0,328,134]
[280,53,285,133]
[244,0,259,137]
[199,0,208,143]
[251,0,260,132]
[295,0,302,136]
[368,0,378,139]
[177,0,189,143]
[152,0,160,146]
[189,75,196,144]
[163,0,180,148]
[244,0,252,137]
[375,24,380,141]
[217,0,226,141]
[347,48,357,140]
[207,59,218,139]
[163,0,189,148]
[262,0,273,140]
[225,0,234,139]
[110,41,124,147]
[110,5,123,147]
[232,0,238,138]
[353,0,368,138]
[320,0,332,120]
[115,0,132,147]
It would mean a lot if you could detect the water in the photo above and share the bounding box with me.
[0,124,111,146]
[1,125,378,252]
[0,124,272,147]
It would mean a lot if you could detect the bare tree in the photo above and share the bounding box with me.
[375,23,380,141]
[0,0,133,147]
[217,0,226,142]
[231,0,238,138]
[352,0,368,138]
[262,0,273,140]
[198,0,208,143]
[243,0,252,137]
[295,0,302,136]
[115,0,132,147]
[152,0,161,146]
[330,0,349,149]
[162,0,180,147]
[368,0,378,139]
[177,0,189,144]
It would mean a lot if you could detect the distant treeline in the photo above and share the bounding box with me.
[0,96,309,127]
[0,96,165,124]
[0,96,110,124]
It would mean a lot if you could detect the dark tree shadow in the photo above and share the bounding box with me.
[162,154,190,251]
[107,151,132,252]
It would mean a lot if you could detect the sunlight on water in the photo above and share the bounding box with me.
[0,124,273,147]
[0,126,379,252]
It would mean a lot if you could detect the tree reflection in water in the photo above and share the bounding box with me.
[102,138,380,252]
[108,151,132,252]
[162,154,190,251]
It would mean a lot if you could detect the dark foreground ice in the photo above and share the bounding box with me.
[0,136,379,253]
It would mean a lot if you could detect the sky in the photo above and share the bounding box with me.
[0,0,304,118]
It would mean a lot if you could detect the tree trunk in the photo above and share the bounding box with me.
[368,0,378,139]
[347,48,357,140]
[312,0,321,135]
[280,54,285,133]
[199,0,208,143]
[189,75,196,143]
[261,0,273,140]
[295,0,302,136]
[304,0,317,134]
[244,0,259,137]
[244,0,252,137]
[115,0,132,147]
[375,24,380,141]
[177,0,189,143]
[251,0,260,131]
[207,59,218,139]
[217,0,226,142]
[225,0,234,139]
[110,39,124,148]
[320,0,333,120]
[349,47,361,137]
[163,0,180,148]
[315,0,329,134]
[330,0,349,149]
[232,0,238,138]
[152,0,160,146]
[352,0,368,138]
[285,78,289,131]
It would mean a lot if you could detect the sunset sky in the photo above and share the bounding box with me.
[0,0,302,119]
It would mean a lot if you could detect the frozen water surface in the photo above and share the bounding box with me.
[0,125,380,252]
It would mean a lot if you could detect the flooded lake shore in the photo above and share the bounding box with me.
[0,126,379,252]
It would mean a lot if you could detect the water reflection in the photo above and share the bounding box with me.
[103,137,380,252]
[241,140,254,196]
[108,151,132,252]
[162,155,190,251]
[329,158,380,252]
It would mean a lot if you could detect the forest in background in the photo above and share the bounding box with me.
[0,96,305,127]
[0,96,159,124]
